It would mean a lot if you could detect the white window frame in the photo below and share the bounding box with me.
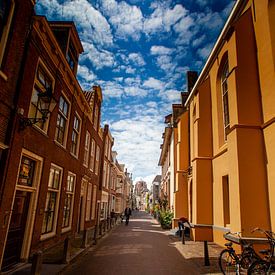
[70,112,81,158]
[62,172,76,232]
[41,163,63,240]
[28,60,55,133]
[91,185,97,220]
[0,0,15,77]
[83,131,90,167]
[85,183,92,221]
[55,93,70,147]
[95,145,100,175]
[94,105,99,131]
[89,139,95,172]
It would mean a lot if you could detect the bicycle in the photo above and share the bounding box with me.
[247,228,275,274]
[219,231,260,274]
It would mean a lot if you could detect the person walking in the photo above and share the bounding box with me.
[124,206,132,225]
[178,217,191,237]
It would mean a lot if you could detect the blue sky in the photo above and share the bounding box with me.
[36,0,234,185]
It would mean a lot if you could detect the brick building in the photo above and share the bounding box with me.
[0,13,104,271]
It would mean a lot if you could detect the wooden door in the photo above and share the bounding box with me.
[2,190,30,270]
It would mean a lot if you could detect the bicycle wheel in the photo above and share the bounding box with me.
[219,249,238,274]
[247,260,268,275]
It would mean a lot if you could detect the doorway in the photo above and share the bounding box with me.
[2,191,30,270]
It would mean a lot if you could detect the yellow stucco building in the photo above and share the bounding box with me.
[164,0,275,246]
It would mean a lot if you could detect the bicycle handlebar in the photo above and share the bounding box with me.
[251,227,275,241]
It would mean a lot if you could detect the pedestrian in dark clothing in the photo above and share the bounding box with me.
[124,207,132,225]
[178,217,191,237]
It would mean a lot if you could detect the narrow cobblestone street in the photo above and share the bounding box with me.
[63,211,223,275]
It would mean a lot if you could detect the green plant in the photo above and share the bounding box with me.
[159,210,173,229]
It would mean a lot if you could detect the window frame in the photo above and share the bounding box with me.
[41,163,63,239]
[221,61,230,140]
[70,112,81,157]
[62,172,76,231]
[85,183,92,221]
[83,131,90,167]
[89,139,95,172]
[55,94,70,147]
[28,61,55,133]
[95,145,100,175]
[0,0,15,74]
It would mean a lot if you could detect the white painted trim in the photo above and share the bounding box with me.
[0,0,15,67]
[61,171,76,233]
[0,149,44,267]
[184,0,242,107]
[0,142,8,150]
[40,163,63,240]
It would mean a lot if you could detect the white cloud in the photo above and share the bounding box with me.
[192,34,206,47]
[36,0,113,46]
[197,43,213,59]
[81,42,115,69]
[100,0,143,40]
[77,64,97,89]
[150,46,174,56]
[110,113,164,179]
[156,55,176,73]
[158,89,181,102]
[144,4,188,35]
[128,53,146,66]
[143,77,164,90]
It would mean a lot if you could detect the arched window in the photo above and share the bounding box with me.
[221,61,230,139]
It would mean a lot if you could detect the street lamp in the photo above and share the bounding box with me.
[19,87,57,130]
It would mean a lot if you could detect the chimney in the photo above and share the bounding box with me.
[187,71,198,93]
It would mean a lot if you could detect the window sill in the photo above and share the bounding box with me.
[61,227,71,234]
[33,124,49,137]
[54,140,67,151]
[0,70,8,81]
[40,232,56,241]
[70,152,79,160]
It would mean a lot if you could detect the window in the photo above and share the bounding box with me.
[91,185,97,220]
[103,161,107,187]
[95,145,100,175]
[17,156,35,187]
[89,139,95,172]
[42,165,62,235]
[106,163,110,189]
[71,114,81,156]
[55,95,69,145]
[62,173,75,229]
[29,64,54,132]
[105,139,108,157]
[66,42,77,73]
[85,183,92,221]
[0,0,15,69]
[221,61,230,139]
[94,105,99,131]
[83,131,90,167]
[222,175,230,226]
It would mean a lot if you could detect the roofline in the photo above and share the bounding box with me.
[184,0,246,107]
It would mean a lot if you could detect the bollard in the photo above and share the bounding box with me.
[204,241,210,266]
[81,229,88,248]
[31,251,43,275]
[63,237,71,264]
[182,228,185,244]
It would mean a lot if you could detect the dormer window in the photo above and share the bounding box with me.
[66,41,77,73]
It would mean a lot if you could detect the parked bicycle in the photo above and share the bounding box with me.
[219,231,260,274]
[247,228,275,274]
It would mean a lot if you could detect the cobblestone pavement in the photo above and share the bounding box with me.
[62,211,224,275]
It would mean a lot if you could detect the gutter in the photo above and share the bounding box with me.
[184,0,245,107]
